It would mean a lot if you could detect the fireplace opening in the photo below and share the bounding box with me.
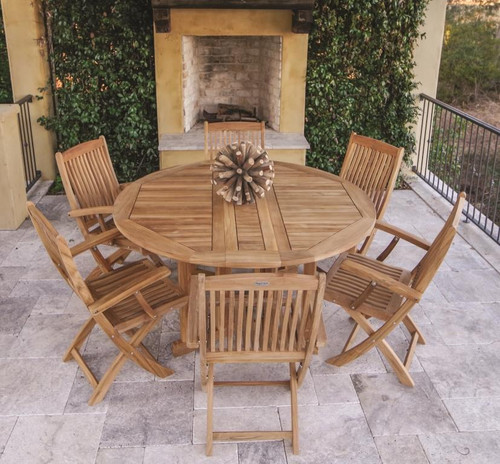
[182,36,282,132]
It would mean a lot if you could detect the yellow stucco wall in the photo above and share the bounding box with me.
[2,0,56,180]
[413,0,448,99]
[160,148,306,169]
[154,9,308,167]
[409,0,448,171]
[0,105,27,229]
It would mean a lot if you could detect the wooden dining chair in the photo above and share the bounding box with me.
[204,121,265,160]
[339,132,404,254]
[189,272,326,455]
[323,193,466,387]
[27,202,187,405]
[55,136,162,278]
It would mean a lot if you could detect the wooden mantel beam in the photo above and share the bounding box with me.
[151,0,314,9]
[151,0,314,33]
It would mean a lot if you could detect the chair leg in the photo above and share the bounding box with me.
[402,314,426,345]
[89,247,113,275]
[328,311,415,387]
[341,321,361,353]
[206,363,215,456]
[88,352,128,405]
[289,363,299,454]
[63,317,96,362]
[135,342,174,378]
[147,252,164,267]
[120,321,174,378]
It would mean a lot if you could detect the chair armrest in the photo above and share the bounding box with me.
[375,221,431,250]
[88,267,171,314]
[68,206,114,218]
[119,182,131,190]
[340,259,422,302]
[70,228,122,256]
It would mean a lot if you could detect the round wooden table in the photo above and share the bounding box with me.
[114,160,376,354]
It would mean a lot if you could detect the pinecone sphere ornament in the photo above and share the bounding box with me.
[210,142,275,205]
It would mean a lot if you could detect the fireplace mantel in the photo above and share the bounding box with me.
[152,0,313,33]
[151,0,314,9]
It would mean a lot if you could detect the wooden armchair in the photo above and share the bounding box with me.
[339,132,404,254]
[27,202,187,405]
[56,136,162,278]
[189,272,326,455]
[204,121,265,160]
[323,193,466,387]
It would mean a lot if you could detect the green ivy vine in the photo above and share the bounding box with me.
[306,0,429,173]
[0,3,13,104]
[39,0,158,181]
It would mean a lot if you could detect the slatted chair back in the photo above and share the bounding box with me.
[339,132,404,254]
[340,132,404,220]
[204,121,265,160]
[411,192,465,293]
[27,202,93,305]
[197,273,325,369]
[56,136,120,235]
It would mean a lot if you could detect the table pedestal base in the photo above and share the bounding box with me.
[172,340,196,357]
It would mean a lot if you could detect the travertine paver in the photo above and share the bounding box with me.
[374,435,429,464]
[1,414,105,464]
[1,182,500,463]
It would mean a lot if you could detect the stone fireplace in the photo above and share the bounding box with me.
[152,1,313,168]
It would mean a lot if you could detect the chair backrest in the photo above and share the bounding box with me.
[196,272,325,363]
[204,121,265,160]
[26,202,94,306]
[412,193,466,293]
[340,132,404,220]
[55,136,121,232]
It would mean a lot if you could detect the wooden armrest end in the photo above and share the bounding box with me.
[374,221,431,250]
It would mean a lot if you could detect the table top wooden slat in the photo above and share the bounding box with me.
[114,161,376,268]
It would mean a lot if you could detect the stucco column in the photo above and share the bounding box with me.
[0,105,27,229]
[1,0,56,180]
[410,0,448,172]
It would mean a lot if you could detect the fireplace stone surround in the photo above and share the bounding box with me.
[153,5,311,168]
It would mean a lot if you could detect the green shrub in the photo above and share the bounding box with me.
[0,3,13,104]
[305,0,429,172]
[39,0,157,182]
[437,4,500,104]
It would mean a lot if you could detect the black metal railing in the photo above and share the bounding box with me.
[15,95,40,191]
[414,94,500,244]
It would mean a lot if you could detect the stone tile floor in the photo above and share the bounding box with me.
[1,179,500,463]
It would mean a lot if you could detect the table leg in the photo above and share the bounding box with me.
[172,261,197,357]
[303,261,327,352]
[303,261,317,276]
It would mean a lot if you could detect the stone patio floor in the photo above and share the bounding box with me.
[1,178,500,464]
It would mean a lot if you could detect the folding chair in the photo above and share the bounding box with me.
[204,121,265,160]
[27,202,187,405]
[339,132,404,254]
[323,193,466,387]
[189,272,326,455]
[56,136,163,278]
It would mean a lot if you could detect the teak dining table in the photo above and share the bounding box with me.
[114,160,376,354]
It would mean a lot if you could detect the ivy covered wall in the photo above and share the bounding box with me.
[40,0,157,181]
[39,0,429,181]
[0,3,13,103]
[306,0,429,173]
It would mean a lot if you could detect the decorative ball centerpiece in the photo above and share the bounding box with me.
[211,142,275,205]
